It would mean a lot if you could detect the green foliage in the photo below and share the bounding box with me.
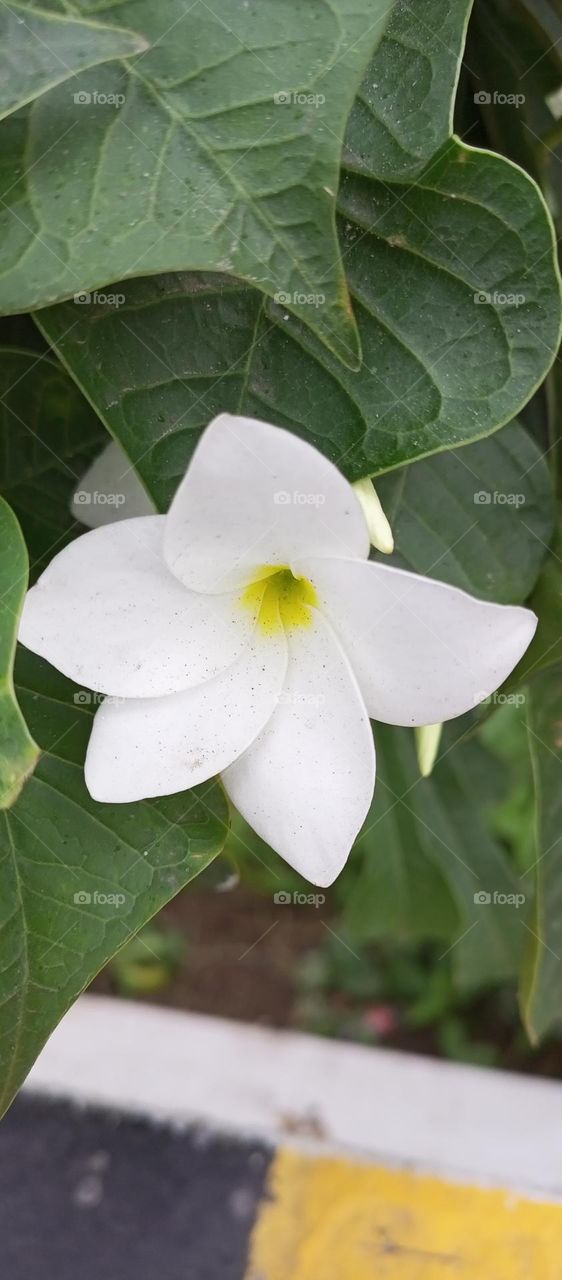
[0,500,39,808]
[343,725,526,990]
[521,666,562,1041]
[0,2,146,121]
[0,647,227,1118]
[376,422,555,604]
[0,347,106,574]
[0,0,561,1112]
[0,0,397,365]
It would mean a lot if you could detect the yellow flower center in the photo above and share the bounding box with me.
[240,565,318,634]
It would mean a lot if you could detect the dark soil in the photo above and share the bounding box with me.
[92,885,330,1027]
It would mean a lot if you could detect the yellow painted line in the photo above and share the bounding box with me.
[245,1148,562,1279]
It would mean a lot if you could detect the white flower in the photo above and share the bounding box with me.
[20,414,537,886]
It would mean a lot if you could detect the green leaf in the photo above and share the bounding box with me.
[345,723,526,989]
[0,499,39,808]
[344,0,472,179]
[508,522,562,687]
[0,646,228,1117]
[21,0,562,450]
[0,346,106,575]
[344,729,460,945]
[36,166,562,502]
[0,0,397,367]
[375,421,555,604]
[0,2,147,122]
[521,664,562,1041]
[336,138,560,471]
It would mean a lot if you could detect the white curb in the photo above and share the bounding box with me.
[25,994,562,1198]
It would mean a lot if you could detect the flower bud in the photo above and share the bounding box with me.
[353,478,394,555]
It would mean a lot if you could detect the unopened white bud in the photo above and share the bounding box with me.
[353,478,394,555]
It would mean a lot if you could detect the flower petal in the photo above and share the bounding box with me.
[20,516,255,698]
[164,413,369,592]
[295,557,537,726]
[72,441,155,528]
[85,628,288,802]
[222,613,375,887]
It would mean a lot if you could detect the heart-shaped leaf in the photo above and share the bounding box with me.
[0,647,228,1118]
[0,499,39,808]
[0,0,397,366]
[0,2,146,121]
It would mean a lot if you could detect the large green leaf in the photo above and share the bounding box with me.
[0,2,146,121]
[375,421,555,604]
[0,0,399,367]
[0,499,39,809]
[0,346,106,576]
[521,664,562,1041]
[0,646,228,1117]
[345,723,525,988]
[26,0,562,472]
